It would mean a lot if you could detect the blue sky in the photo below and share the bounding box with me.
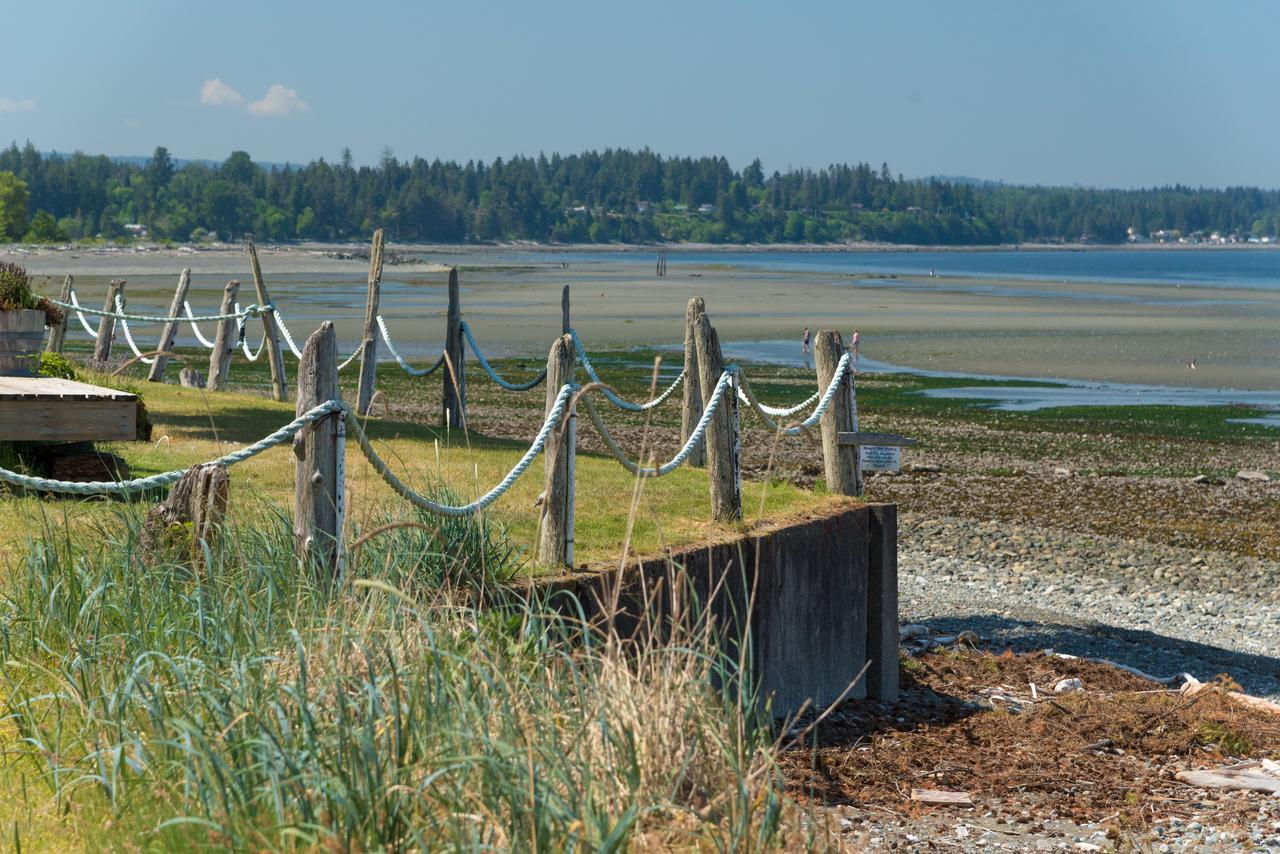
[2,0,1277,188]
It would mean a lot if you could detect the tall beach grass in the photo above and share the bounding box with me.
[0,493,789,850]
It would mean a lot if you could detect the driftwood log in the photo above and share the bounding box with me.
[139,463,230,568]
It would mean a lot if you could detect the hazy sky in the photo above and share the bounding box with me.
[2,0,1277,188]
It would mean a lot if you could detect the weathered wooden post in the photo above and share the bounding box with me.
[681,297,706,467]
[538,333,576,566]
[92,279,125,366]
[294,321,342,575]
[206,280,241,391]
[247,240,288,401]
[147,268,191,381]
[45,275,73,353]
[693,312,740,521]
[355,229,385,416]
[814,329,860,496]
[441,267,466,430]
[561,284,570,334]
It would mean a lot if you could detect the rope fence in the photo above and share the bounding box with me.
[30,242,883,567]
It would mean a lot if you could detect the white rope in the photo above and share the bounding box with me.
[568,328,684,411]
[345,384,573,516]
[272,308,305,358]
[582,369,736,477]
[234,303,267,362]
[66,288,101,336]
[183,301,216,348]
[0,401,343,495]
[378,316,445,377]
[460,321,547,391]
[737,354,851,436]
[114,296,155,365]
[338,347,361,371]
[738,387,819,417]
[55,292,268,323]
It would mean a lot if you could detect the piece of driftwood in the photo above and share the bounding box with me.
[147,269,191,382]
[693,311,739,520]
[442,267,466,429]
[910,789,973,806]
[294,321,341,575]
[45,275,73,353]
[680,297,705,467]
[206,280,240,391]
[355,229,385,415]
[1176,761,1280,794]
[179,366,206,388]
[815,330,859,496]
[91,279,125,366]
[246,242,288,402]
[538,334,575,566]
[139,463,230,567]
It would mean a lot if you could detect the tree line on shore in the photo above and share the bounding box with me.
[2,141,1279,246]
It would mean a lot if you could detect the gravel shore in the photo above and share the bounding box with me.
[899,512,1280,701]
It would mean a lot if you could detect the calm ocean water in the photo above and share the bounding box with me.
[431,248,1280,290]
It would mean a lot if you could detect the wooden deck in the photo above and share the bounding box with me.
[0,377,137,442]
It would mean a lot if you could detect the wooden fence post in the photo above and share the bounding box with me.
[355,229,385,416]
[442,267,466,430]
[693,312,740,521]
[147,268,191,381]
[247,240,289,401]
[561,284,570,334]
[45,275,72,353]
[814,330,860,496]
[92,279,125,366]
[681,297,706,467]
[206,280,240,391]
[294,321,342,575]
[538,333,576,566]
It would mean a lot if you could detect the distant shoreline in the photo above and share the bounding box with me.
[4,239,1278,259]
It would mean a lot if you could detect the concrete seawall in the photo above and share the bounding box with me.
[535,502,898,715]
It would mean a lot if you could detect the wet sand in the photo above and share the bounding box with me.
[7,245,1278,390]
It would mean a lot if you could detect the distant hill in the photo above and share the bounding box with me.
[43,152,295,172]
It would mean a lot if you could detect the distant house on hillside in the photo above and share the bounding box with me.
[697,203,715,214]
[124,223,148,238]
[1127,226,1151,244]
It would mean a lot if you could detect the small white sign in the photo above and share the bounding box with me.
[859,444,901,473]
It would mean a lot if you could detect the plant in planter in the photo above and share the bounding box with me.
[0,263,63,376]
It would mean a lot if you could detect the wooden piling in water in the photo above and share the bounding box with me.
[92,279,125,366]
[561,284,571,334]
[538,333,576,566]
[206,280,240,391]
[681,297,706,467]
[355,229,385,416]
[814,329,860,496]
[45,275,72,354]
[147,269,191,381]
[247,241,289,401]
[442,267,466,430]
[294,321,342,575]
[693,312,740,521]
